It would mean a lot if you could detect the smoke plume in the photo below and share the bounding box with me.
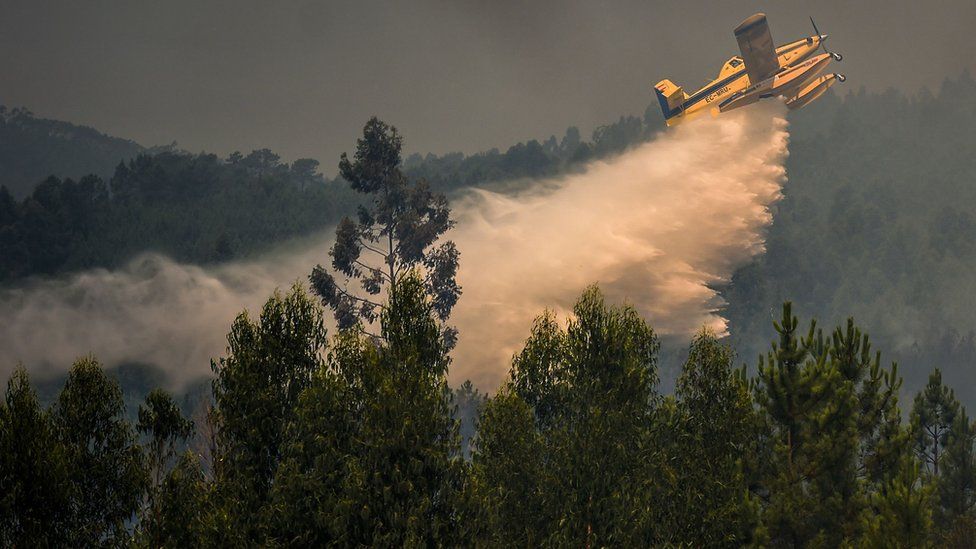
[0,103,788,389]
[0,238,321,384]
[450,103,789,387]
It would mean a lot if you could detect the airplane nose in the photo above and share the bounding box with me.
[836,73,846,82]
[831,52,843,61]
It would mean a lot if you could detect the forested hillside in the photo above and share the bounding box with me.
[0,150,356,280]
[0,109,658,284]
[3,278,973,545]
[724,71,976,404]
[0,106,145,198]
[4,73,976,411]
[5,81,976,545]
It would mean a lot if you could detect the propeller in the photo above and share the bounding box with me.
[810,17,843,61]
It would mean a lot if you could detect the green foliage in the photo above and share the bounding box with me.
[3,284,971,545]
[939,412,976,524]
[311,117,461,337]
[861,459,933,548]
[270,272,465,545]
[657,330,761,546]
[756,302,916,546]
[469,387,547,545]
[209,283,327,543]
[0,368,70,546]
[136,388,195,547]
[138,389,194,480]
[52,356,147,546]
[940,513,976,548]
[910,369,976,539]
[151,451,209,548]
[724,72,976,409]
[0,149,351,282]
[473,285,660,545]
[912,368,961,476]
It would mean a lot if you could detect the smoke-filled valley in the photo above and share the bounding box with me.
[8,2,976,544]
[1,103,789,391]
[5,76,976,406]
[4,50,976,549]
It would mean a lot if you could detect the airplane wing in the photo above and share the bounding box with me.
[734,13,779,84]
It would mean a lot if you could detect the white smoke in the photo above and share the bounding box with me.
[450,103,789,387]
[0,238,322,384]
[0,103,789,389]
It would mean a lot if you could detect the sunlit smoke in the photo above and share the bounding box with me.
[0,103,788,389]
[449,102,789,387]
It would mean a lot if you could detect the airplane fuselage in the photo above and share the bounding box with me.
[718,50,837,113]
[666,35,828,124]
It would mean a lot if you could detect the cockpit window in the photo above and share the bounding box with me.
[728,58,742,68]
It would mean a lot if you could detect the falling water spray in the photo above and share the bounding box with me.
[0,102,789,389]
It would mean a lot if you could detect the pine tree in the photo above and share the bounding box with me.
[907,368,976,538]
[936,410,976,537]
[861,459,933,547]
[756,303,839,545]
[912,369,960,477]
[756,303,917,546]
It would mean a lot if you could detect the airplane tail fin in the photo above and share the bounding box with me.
[654,79,688,121]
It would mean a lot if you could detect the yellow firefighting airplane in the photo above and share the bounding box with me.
[654,13,845,126]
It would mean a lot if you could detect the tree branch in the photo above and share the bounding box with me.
[358,239,388,258]
[354,325,383,340]
[353,260,393,283]
[335,283,383,309]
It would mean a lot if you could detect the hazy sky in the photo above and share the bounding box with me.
[2,0,973,173]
